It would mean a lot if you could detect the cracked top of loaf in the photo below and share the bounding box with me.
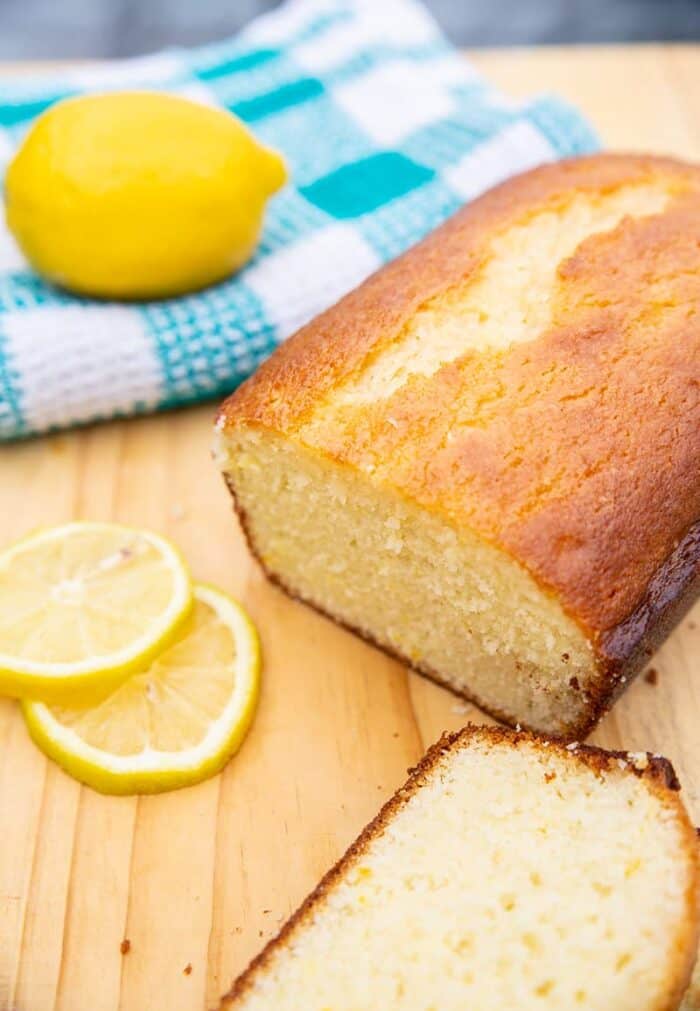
[219,154,700,640]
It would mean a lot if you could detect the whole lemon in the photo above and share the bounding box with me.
[4,91,287,299]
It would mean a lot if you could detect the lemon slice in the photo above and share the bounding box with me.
[22,584,261,795]
[0,521,192,699]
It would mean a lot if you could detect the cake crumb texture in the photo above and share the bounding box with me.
[221,726,700,1011]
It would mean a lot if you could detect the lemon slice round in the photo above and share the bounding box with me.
[22,584,261,794]
[0,521,192,699]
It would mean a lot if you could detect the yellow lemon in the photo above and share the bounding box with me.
[4,91,287,299]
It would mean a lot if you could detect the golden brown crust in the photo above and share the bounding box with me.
[596,519,700,694]
[219,723,700,1010]
[218,153,700,650]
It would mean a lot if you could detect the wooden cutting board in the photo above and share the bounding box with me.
[1,45,699,1011]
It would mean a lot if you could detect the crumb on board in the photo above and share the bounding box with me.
[120,939,131,955]
[627,752,650,771]
[183,963,192,976]
[644,667,659,685]
[450,703,469,715]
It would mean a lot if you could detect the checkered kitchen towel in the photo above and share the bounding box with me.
[0,0,597,440]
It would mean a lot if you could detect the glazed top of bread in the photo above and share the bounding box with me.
[219,154,700,639]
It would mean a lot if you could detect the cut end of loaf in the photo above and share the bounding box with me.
[217,426,599,738]
[222,725,700,1011]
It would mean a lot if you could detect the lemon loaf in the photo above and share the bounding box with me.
[215,153,700,738]
[220,725,699,1011]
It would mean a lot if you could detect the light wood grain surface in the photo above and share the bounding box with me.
[1,45,699,1011]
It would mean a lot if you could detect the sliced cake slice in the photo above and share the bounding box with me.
[221,725,699,1011]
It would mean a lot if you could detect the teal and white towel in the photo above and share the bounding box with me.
[0,0,597,440]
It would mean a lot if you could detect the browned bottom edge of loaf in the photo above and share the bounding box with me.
[219,723,684,1008]
[597,518,700,697]
[224,476,700,741]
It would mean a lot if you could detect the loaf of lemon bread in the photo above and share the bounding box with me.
[220,725,699,1010]
[215,153,700,738]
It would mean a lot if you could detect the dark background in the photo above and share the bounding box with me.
[0,0,698,59]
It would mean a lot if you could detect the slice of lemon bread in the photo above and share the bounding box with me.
[221,725,699,1011]
[215,153,700,738]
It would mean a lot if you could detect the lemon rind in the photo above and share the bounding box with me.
[22,583,261,795]
[0,521,193,698]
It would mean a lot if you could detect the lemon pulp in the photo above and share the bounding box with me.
[23,584,260,794]
[0,521,192,698]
